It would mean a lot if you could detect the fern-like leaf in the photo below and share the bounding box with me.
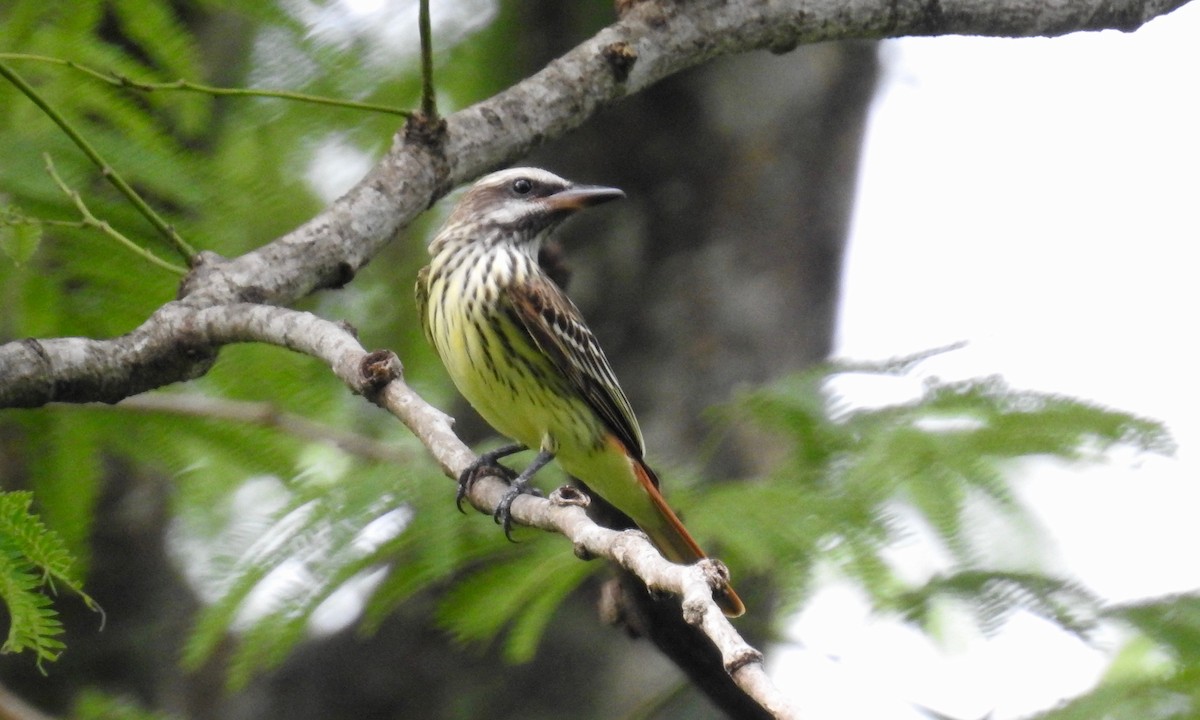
[0,490,95,669]
[890,570,1100,638]
[1108,594,1200,662]
[712,351,1170,637]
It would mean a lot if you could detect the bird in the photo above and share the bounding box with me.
[415,167,744,617]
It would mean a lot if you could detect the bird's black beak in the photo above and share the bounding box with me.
[543,184,625,214]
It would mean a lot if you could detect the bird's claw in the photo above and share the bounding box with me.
[456,446,550,541]
[456,458,516,513]
[492,479,543,541]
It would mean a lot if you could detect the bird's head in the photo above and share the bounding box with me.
[433,167,624,256]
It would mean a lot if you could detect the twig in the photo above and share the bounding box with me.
[10,301,794,717]
[418,0,438,120]
[0,53,411,117]
[42,155,188,275]
[0,60,195,262]
[111,392,413,465]
[382,377,795,716]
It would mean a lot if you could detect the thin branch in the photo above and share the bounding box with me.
[418,0,438,120]
[0,682,56,720]
[110,392,413,465]
[0,60,195,261]
[0,53,411,117]
[2,299,794,716]
[111,302,796,716]
[42,154,188,275]
[0,0,1188,314]
[159,0,1193,310]
[0,215,82,232]
[371,355,793,716]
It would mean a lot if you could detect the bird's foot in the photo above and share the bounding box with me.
[456,445,524,512]
[492,478,544,541]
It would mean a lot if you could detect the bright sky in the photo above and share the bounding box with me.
[770,3,1200,717]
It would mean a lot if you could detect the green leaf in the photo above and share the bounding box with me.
[889,570,1100,638]
[435,538,597,663]
[710,351,1172,634]
[181,459,505,687]
[1108,594,1200,661]
[73,688,181,720]
[0,219,41,265]
[0,490,95,670]
[1029,671,1200,720]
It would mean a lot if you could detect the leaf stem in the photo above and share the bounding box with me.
[0,60,197,262]
[0,53,412,117]
[43,154,188,275]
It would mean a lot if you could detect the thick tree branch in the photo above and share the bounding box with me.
[1,0,1190,408]
[174,0,1187,308]
[0,302,215,407]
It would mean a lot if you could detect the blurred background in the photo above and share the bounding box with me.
[1,1,1196,718]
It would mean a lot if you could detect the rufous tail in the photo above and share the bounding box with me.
[631,459,745,618]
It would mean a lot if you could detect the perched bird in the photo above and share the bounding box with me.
[416,167,744,617]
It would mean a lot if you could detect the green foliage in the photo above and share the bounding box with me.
[1112,595,1200,659]
[890,570,1100,638]
[72,689,180,720]
[0,490,96,670]
[1029,674,1200,720]
[1031,595,1200,720]
[685,353,1172,627]
[436,534,597,663]
[0,0,500,688]
[0,214,40,264]
[181,348,1178,688]
[179,453,520,689]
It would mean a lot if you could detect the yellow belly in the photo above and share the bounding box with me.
[424,265,668,534]
[430,277,602,459]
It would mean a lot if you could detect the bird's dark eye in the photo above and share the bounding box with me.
[511,178,534,195]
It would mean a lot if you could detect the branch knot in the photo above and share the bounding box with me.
[403,111,448,148]
[602,41,638,82]
[359,349,403,394]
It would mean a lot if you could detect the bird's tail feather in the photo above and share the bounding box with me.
[631,459,745,618]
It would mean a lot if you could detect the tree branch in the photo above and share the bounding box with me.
[0,682,56,720]
[2,0,1189,408]
[26,301,794,716]
[41,154,188,275]
[417,0,438,121]
[154,0,1196,309]
[0,0,1189,712]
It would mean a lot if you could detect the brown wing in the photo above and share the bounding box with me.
[504,277,646,459]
